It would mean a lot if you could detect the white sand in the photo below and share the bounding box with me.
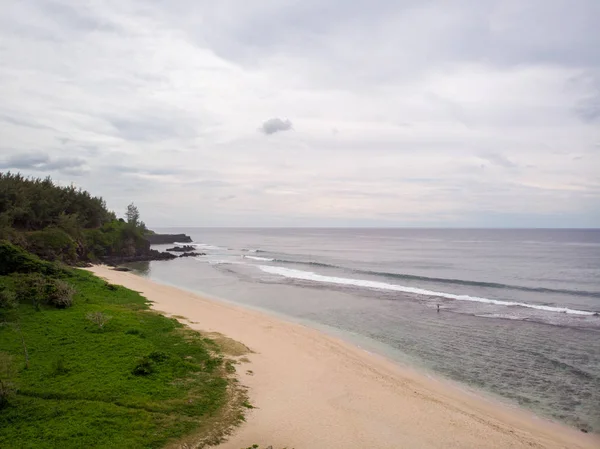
[89,265,599,449]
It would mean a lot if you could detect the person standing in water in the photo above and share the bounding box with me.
[437,304,440,313]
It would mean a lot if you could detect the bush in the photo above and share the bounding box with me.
[0,287,17,310]
[147,351,168,362]
[86,312,111,329]
[132,357,154,376]
[12,274,76,309]
[0,241,62,276]
[51,356,69,376]
[12,273,46,308]
[24,227,78,264]
[46,279,75,308]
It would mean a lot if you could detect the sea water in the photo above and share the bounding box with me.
[129,228,600,432]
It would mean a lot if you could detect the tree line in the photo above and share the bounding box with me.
[0,172,150,264]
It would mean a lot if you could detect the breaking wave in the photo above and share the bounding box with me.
[258,266,597,316]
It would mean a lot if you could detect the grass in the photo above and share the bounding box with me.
[0,269,246,448]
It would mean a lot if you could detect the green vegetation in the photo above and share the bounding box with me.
[0,172,152,264]
[0,266,246,448]
[0,173,247,448]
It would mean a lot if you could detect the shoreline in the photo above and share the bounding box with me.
[88,265,599,449]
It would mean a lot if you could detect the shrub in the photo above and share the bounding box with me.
[24,227,78,264]
[86,312,111,329]
[12,274,76,309]
[12,273,46,308]
[45,279,76,308]
[147,350,168,362]
[132,357,154,376]
[104,281,118,291]
[0,353,16,409]
[125,328,143,336]
[0,241,62,276]
[0,287,17,310]
[51,356,69,376]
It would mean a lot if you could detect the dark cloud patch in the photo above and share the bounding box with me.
[107,165,186,176]
[0,114,54,130]
[260,117,293,135]
[0,152,86,174]
[479,152,517,169]
[104,165,229,185]
[109,116,197,142]
[575,95,600,122]
[58,138,101,156]
[42,1,119,34]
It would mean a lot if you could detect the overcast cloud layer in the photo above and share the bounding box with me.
[1,0,599,227]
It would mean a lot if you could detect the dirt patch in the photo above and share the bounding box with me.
[204,332,252,357]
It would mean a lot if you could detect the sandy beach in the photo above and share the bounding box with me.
[88,265,599,449]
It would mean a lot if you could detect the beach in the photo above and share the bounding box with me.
[88,265,599,449]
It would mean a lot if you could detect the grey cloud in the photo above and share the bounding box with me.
[479,153,517,169]
[0,1,598,227]
[0,152,86,173]
[0,153,49,169]
[42,0,116,33]
[575,95,600,122]
[0,114,54,130]
[109,118,191,142]
[104,165,231,187]
[260,117,293,135]
[107,113,199,142]
[195,0,600,86]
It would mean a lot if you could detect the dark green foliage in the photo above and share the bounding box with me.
[132,356,155,376]
[51,356,69,376]
[0,172,114,231]
[148,350,169,362]
[0,173,150,265]
[0,353,16,409]
[0,241,62,276]
[83,219,150,260]
[0,285,17,310]
[24,227,79,264]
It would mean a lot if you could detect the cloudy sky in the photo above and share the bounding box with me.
[1,0,599,227]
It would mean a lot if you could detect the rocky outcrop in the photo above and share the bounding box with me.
[112,266,132,272]
[144,233,193,244]
[179,252,205,258]
[166,245,196,252]
[101,249,177,266]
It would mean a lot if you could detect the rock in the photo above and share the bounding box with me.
[166,245,196,252]
[112,266,132,272]
[101,249,177,265]
[144,233,192,244]
[179,252,205,258]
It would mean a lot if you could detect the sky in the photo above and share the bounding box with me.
[0,0,599,228]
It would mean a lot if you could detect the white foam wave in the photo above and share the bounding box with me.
[177,242,222,250]
[206,259,245,265]
[258,266,596,316]
[243,255,274,262]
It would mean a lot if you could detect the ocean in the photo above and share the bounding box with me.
[129,228,600,433]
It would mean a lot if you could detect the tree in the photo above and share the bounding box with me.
[125,203,140,227]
